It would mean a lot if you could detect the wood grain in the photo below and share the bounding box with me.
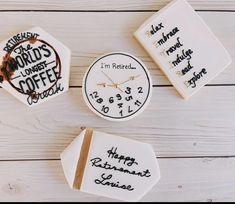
[0,0,234,202]
[1,158,235,202]
[0,12,233,86]
[0,0,234,11]
[0,86,235,160]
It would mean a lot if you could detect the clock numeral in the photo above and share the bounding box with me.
[101,105,109,113]
[128,106,133,113]
[118,103,123,109]
[125,87,131,94]
[96,98,103,104]
[125,95,133,101]
[135,100,142,107]
[138,87,143,94]
[116,94,122,100]
[119,110,123,117]
[89,91,103,104]
[109,97,114,104]
[89,91,99,99]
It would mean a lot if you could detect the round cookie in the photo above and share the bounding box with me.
[82,52,152,121]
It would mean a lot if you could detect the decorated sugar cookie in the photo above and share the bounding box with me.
[134,0,232,99]
[82,52,152,121]
[60,129,160,202]
[0,27,71,106]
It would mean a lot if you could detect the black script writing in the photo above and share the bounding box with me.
[158,27,179,46]
[181,60,194,75]
[27,82,64,105]
[187,68,207,88]
[172,49,193,67]
[166,37,183,56]
[150,23,164,35]
[14,44,33,54]
[95,173,134,191]
[90,157,151,178]
[107,147,138,166]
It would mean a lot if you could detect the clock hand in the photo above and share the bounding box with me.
[98,75,141,89]
[97,83,124,89]
[102,71,116,85]
[97,83,107,87]
[118,75,141,85]
[97,83,122,89]
[101,71,123,92]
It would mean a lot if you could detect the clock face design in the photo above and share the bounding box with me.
[82,52,152,121]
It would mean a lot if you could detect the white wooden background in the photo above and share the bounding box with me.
[0,0,235,202]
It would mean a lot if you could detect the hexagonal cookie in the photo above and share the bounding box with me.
[61,129,161,202]
[0,27,71,106]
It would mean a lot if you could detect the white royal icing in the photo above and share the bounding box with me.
[0,27,71,106]
[134,0,232,99]
[60,129,161,202]
[82,52,152,121]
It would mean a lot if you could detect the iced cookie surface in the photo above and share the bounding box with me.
[60,129,160,202]
[134,0,232,99]
[0,27,71,106]
[82,52,152,121]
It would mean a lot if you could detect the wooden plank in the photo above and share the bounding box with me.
[0,86,235,159]
[0,0,235,11]
[0,12,233,86]
[1,158,235,201]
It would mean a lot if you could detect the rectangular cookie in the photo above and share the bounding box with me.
[134,0,232,99]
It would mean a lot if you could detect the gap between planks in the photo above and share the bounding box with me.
[0,10,233,12]
[2,84,235,89]
[1,155,235,163]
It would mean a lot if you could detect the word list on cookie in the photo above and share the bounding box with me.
[134,0,232,99]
